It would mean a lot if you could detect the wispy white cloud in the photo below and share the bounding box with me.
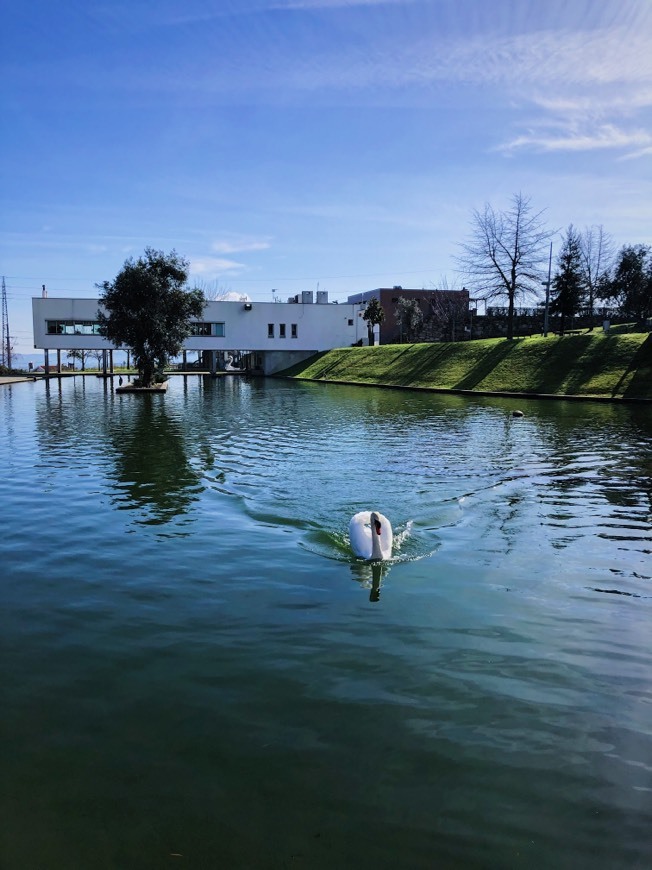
[190,256,248,275]
[211,237,271,254]
[499,123,652,157]
[619,145,652,160]
[272,0,411,8]
[438,23,652,158]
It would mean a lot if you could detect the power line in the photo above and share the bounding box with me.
[1,265,447,286]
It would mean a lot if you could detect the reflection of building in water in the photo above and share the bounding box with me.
[32,293,370,376]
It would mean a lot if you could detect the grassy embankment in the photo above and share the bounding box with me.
[279,332,652,400]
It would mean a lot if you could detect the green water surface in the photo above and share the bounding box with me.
[1,375,651,869]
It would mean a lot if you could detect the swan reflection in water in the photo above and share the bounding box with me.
[348,510,393,602]
[350,561,389,602]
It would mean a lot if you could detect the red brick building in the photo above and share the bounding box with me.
[347,287,470,344]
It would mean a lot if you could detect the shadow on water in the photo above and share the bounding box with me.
[108,395,203,525]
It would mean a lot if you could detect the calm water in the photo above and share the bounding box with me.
[1,375,651,869]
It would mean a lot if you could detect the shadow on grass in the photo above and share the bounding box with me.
[530,336,597,394]
[384,344,461,386]
[618,334,652,399]
[277,351,330,378]
[452,340,520,390]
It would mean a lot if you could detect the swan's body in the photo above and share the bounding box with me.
[349,511,393,561]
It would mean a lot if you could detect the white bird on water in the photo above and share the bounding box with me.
[349,511,393,561]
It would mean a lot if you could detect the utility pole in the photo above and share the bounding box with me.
[542,242,553,337]
[1,276,11,370]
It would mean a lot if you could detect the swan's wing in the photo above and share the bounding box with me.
[349,511,372,559]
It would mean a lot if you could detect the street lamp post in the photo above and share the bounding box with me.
[542,242,553,337]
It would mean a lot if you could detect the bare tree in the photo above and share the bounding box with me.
[89,350,105,369]
[192,279,238,301]
[457,193,553,339]
[579,225,614,330]
[395,297,423,342]
[426,277,469,341]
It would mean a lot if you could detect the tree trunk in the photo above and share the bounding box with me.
[141,359,155,387]
[506,294,515,340]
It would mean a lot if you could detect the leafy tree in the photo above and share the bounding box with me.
[579,225,613,330]
[395,297,423,342]
[97,248,205,387]
[362,297,385,346]
[457,193,553,339]
[550,225,585,335]
[602,244,652,324]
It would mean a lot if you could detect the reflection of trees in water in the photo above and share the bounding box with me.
[109,396,203,525]
[34,379,210,527]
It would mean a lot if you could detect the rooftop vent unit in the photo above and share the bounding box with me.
[316,290,328,304]
[301,291,314,304]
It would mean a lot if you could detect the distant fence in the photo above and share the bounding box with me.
[486,307,622,319]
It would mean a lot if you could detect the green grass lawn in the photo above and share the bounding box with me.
[280,332,652,400]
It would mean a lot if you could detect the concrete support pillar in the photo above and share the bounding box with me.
[109,349,114,374]
[56,349,61,373]
[44,348,50,379]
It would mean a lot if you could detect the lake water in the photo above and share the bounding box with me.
[1,375,651,869]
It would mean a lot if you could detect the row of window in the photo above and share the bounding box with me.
[46,320,299,340]
[46,320,103,336]
[190,322,225,337]
[268,323,298,338]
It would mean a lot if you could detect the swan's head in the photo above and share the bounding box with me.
[370,511,383,536]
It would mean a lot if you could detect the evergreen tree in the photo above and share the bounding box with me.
[550,226,584,335]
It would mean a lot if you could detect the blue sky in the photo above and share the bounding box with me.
[3,0,652,356]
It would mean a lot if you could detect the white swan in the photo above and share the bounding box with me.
[349,511,393,561]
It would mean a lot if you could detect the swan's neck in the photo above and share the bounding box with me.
[370,525,384,560]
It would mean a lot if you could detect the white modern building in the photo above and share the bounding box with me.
[32,291,371,374]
